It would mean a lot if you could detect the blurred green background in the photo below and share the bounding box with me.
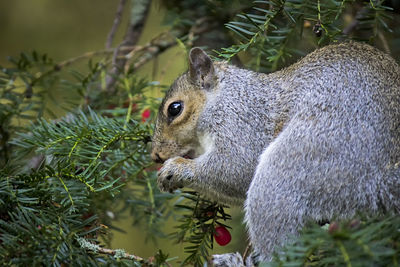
[0,0,246,262]
[0,1,125,66]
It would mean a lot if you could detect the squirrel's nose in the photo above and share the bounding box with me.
[151,152,165,164]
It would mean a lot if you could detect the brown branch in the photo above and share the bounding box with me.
[55,46,137,70]
[106,0,152,93]
[106,0,127,49]
[124,19,217,73]
[37,12,219,95]
[127,33,177,71]
[77,237,172,266]
[29,45,141,88]
[33,31,173,87]
[122,17,221,74]
[96,246,144,261]
[187,17,219,47]
[33,15,217,91]
[77,237,145,262]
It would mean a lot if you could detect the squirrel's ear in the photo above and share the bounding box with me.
[188,47,215,90]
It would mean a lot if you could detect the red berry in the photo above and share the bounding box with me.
[141,108,151,122]
[214,226,231,246]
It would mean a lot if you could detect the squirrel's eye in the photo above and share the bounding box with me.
[167,101,183,118]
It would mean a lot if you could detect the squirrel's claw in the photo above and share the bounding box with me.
[157,156,195,193]
[157,171,184,193]
[157,169,180,192]
[210,252,246,267]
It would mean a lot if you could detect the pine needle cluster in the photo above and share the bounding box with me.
[220,0,395,72]
[266,216,400,266]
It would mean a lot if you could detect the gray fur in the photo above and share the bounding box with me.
[210,252,247,266]
[152,42,400,264]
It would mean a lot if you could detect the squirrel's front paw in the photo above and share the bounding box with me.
[157,157,195,193]
[210,252,245,267]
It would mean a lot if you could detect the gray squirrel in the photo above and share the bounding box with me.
[151,42,400,265]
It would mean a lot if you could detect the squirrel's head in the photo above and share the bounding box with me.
[151,48,217,163]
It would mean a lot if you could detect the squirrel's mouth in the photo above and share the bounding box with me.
[183,149,196,160]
